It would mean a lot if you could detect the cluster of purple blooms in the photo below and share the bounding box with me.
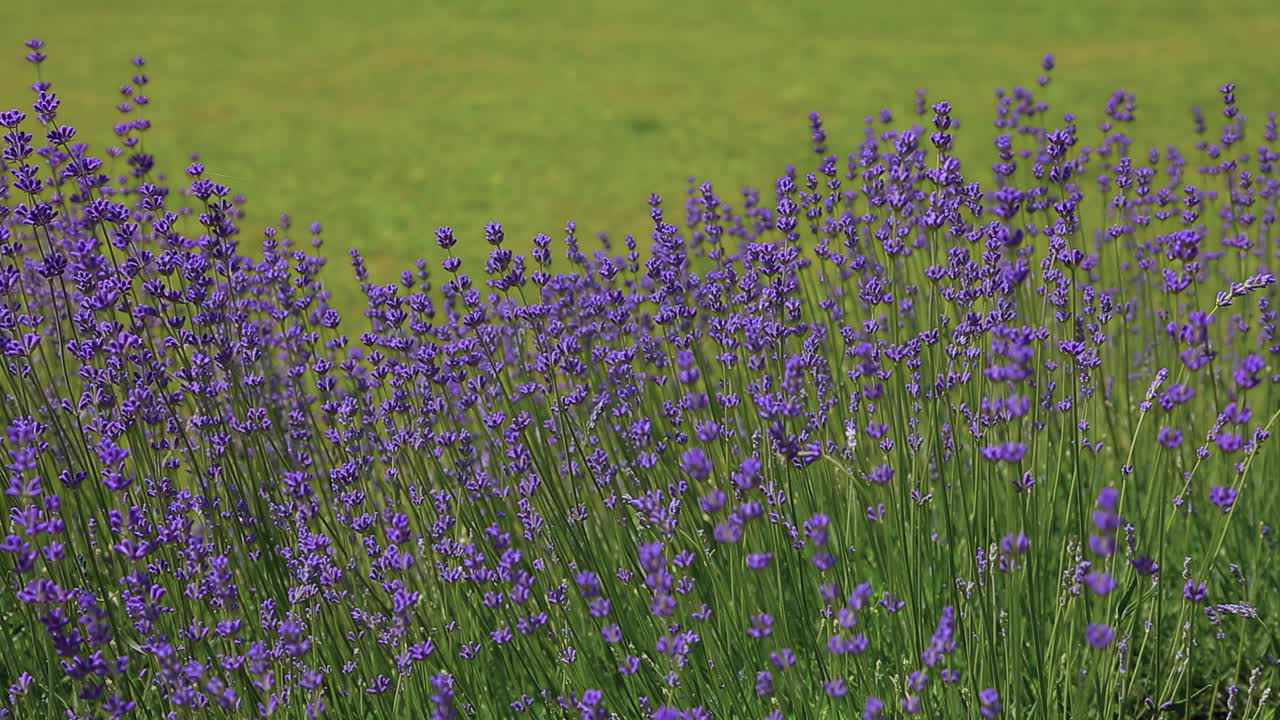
[1,41,1278,719]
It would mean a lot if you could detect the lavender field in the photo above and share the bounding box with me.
[1,37,1279,720]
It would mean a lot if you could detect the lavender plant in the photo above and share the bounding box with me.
[0,40,1277,720]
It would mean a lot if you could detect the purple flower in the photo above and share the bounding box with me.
[1089,534,1117,557]
[1157,427,1184,449]
[732,457,762,489]
[867,464,895,484]
[979,688,1002,718]
[981,441,1027,463]
[1012,471,1037,493]
[1131,555,1160,576]
[1096,487,1120,513]
[638,542,666,572]
[434,225,457,250]
[1085,624,1115,650]
[1084,571,1117,596]
[1000,532,1030,556]
[805,514,831,546]
[921,607,956,667]
[680,448,712,481]
[747,613,774,639]
[755,671,774,698]
[769,648,796,670]
[1208,485,1238,511]
[1184,579,1208,603]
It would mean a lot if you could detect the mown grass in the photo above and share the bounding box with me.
[3,0,1279,311]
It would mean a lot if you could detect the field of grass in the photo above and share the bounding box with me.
[4,0,1279,311]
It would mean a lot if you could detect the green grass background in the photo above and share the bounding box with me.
[4,0,1279,312]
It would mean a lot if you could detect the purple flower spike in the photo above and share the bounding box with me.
[1085,623,1115,650]
[1208,485,1238,511]
[1184,580,1208,603]
[1096,487,1121,513]
[979,688,1002,718]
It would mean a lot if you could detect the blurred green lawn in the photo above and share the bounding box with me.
[4,1,1279,312]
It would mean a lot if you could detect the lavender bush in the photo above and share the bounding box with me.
[1,40,1278,720]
